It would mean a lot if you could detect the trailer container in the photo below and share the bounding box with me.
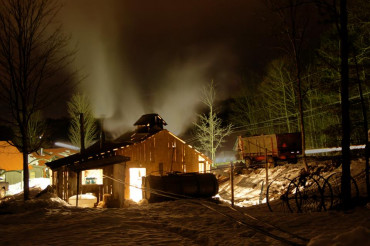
[236,133,302,167]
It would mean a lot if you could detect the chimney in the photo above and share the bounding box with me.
[99,118,105,149]
[134,113,167,134]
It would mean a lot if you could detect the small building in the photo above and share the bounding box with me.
[46,114,212,207]
[0,141,76,185]
[0,141,23,185]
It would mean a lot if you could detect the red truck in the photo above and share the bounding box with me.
[236,133,302,167]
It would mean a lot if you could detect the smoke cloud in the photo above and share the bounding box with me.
[60,0,240,138]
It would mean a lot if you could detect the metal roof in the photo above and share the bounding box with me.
[46,142,130,171]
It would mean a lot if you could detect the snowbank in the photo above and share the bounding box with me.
[0,186,70,214]
[217,159,367,207]
[7,178,51,195]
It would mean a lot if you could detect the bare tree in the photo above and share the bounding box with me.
[193,81,232,165]
[259,58,299,133]
[338,0,352,210]
[0,0,74,200]
[314,0,353,209]
[349,0,370,202]
[68,93,98,149]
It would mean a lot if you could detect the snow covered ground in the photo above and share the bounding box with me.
[7,178,51,196]
[0,159,369,245]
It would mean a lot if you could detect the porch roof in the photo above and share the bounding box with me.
[46,142,130,171]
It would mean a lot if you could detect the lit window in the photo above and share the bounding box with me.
[82,169,103,185]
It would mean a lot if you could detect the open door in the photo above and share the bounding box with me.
[129,168,146,202]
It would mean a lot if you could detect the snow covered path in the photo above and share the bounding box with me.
[1,199,283,246]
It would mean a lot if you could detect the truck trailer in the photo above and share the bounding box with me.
[236,133,302,167]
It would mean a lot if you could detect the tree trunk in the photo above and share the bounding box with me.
[340,0,352,210]
[297,73,308,171]
[22,135,29,201]
[354,56,369,199]
[210,107,215,165]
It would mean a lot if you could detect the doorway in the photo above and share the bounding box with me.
[129,168,146,202]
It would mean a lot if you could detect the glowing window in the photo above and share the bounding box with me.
[82,169,103,185]
[129,168,146,202]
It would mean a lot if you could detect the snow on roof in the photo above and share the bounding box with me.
[29,148,77,166]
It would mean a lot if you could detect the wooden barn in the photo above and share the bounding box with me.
[46,114,212,207]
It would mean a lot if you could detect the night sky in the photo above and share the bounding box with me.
[57,0,282,136]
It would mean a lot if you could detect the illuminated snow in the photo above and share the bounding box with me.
[0,159,369,245]
[7,178,50,196]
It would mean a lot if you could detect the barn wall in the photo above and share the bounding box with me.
[112,163,126,207]
[116,130,211,201]
[67,170,77,202]
[4,170,22,185]
[102,166,113,195]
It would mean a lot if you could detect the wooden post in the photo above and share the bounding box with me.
[265,148,269,197]
[76,171,80,207]
[230,161,234,207]
[259,180,264,205]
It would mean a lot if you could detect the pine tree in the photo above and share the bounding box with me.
[68,93,98,149]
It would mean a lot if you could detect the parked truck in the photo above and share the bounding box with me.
[236,133,302,167]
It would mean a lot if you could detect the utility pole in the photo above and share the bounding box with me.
[76,113,85,207]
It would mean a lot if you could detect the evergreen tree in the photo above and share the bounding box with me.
[68,93,98,149]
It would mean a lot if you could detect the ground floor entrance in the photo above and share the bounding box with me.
[129,168,146,202]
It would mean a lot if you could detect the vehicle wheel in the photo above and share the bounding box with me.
[312,174,333,211]
[0,188,5,199]
[267,178,296,213]
[245,157,252,168]
[326,172,359,209]
[296,176,324,212]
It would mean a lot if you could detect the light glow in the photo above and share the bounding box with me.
[129,168,146,202]
[55,142,80,151]
[306,145,365,154]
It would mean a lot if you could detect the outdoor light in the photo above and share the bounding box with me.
[305,145,365,154]
[55,142,80,151]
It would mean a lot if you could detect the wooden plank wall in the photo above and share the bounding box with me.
[116,130,210,201]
